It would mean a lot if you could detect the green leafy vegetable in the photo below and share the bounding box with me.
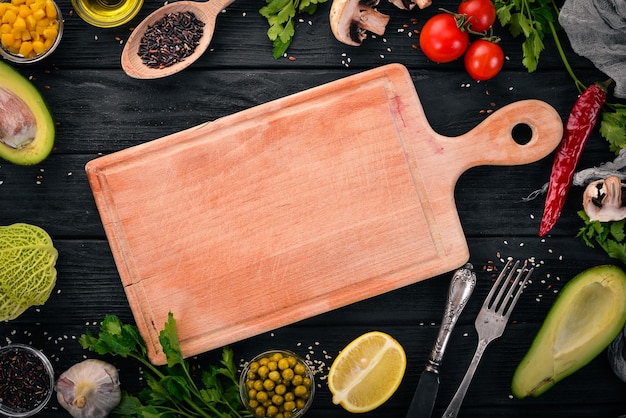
[577,211,626,265]
[601,103,626,154]
[494,0,559,72]
[0,223,58,321]
[79,313,250,418]
[260,0,328,59]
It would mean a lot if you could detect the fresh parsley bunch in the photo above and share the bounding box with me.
[260,0,328,58]
[79,313,250,418]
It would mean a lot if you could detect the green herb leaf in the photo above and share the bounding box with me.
[601,106,626,153]
[577,211,626,265]
[495,0,555,72]
[259,0,328,58]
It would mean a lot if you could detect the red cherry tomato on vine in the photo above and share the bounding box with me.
[419,13,469,63]
[458,0,496,32]
[464,39,504,81]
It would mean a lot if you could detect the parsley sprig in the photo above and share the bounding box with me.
[578,211,626,266]
[260,0,328,58]
[494,0,559,72]
[79,313,250,418]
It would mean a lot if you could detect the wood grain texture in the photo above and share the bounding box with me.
[84,64,562,364]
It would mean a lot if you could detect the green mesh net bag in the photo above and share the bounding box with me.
[0,223,58,321]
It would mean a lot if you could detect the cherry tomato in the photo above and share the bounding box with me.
[458,0,496,33]
[464,39,504,81]
[419,14,469,63]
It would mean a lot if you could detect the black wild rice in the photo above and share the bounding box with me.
[0,347,51,412]
[137,11,205,69]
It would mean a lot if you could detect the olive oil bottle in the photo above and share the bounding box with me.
[71,0,143,28]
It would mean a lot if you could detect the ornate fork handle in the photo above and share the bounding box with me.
[441,338,489,418]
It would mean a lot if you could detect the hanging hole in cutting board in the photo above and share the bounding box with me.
[512,123,533,145]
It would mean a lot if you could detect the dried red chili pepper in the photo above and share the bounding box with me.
[539,82,608,237]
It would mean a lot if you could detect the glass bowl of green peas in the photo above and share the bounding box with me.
[239,350,315,418]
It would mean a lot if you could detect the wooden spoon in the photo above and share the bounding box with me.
[121,0,235,79]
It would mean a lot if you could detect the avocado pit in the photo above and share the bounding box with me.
[0,85,38,150]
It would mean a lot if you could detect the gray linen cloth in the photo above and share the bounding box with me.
[559,0,626,98]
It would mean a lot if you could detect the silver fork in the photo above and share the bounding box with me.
[442,259,533,418]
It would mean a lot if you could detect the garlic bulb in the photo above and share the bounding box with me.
[55,359,121,418]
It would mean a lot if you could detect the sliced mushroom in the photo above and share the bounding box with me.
[582,176,626,222]
[329,0,390,46]
[388,0,431,10]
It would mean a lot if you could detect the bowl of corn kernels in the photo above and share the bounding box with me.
[0,0,63,63]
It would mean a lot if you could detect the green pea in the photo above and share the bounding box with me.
[275,384,287,395]
[294,385,308,398]
[263,378,275,391]
[291,375,303,386]
[267,405,279,417]
[254,406,265,417]
[293,363,306,376]
[283,400,296,412]
[278,358,290,370]
[253,380,264,392]
[281,368,294,381]
[268,370,281,382]
[249,361,260,374]
[256,391,268,403]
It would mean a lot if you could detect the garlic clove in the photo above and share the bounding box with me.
[582,176,626,222]
[55,359,121,418]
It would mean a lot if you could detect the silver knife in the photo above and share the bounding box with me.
[405,263,476,418]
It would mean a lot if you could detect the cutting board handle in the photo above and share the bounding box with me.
[443,99,563,175]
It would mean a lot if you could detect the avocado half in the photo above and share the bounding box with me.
[512,265,626,398]
[0,61,55,165]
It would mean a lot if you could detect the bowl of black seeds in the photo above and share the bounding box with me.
[0,344,54,417]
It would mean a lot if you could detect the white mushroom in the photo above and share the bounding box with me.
[329,0,390,46]
[388,0,431,10]
[582,175,626,222]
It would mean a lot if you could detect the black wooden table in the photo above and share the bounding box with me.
[2,0,625,416]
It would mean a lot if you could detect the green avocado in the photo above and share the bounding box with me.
[0,61,55,165]
[512,265,626,398]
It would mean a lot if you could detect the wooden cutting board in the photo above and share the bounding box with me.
[86,63,563,365]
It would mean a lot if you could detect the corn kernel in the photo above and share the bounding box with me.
[44,0,55,18]
[0,23,10,33]
[25,14,35,29]
[42,26,55,39]
[13,16,26,30]
[18,39,31,55]
[1,32,14,48]
[35,16,48,27]
[19,4,30,16]
[2,9,17,23]
[31,7,44,19]
[31,39,44,53]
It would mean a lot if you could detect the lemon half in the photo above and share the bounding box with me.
[328,331,406,413]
